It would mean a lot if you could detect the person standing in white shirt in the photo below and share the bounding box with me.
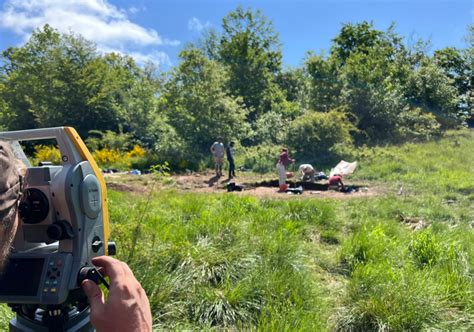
[210,137,225,176]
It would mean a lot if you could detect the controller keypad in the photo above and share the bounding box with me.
[42,258,64,294]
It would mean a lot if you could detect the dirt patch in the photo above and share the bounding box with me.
[105,171,381,200]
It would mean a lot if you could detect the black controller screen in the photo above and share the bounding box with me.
[0,258,44,296]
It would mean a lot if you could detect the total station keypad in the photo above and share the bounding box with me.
[43,258,63,294]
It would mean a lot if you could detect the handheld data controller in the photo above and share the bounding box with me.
[0,127,115,332]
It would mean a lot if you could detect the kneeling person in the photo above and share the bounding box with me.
[328,174,345,191]
[299,164,316,182]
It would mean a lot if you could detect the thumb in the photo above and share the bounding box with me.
[82,280,105,314]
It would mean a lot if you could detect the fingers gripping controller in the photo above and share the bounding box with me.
[77,267,110,290]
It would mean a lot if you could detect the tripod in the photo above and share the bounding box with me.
[9,292,93,332]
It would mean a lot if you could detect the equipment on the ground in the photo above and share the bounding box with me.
[0,127,115,332]
[285,185,303,195]
[227,182,243,192]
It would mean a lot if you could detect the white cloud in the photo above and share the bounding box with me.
[99,45,172,68]
[129,51,172,67]
[188,17,211,32]
[0,0,179,67]
[128,6,139,14]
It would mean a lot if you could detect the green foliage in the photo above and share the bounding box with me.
[34,145,61,165]
[305,54,341,112]
[162,48,249,164]
[0,14,471,171]
[0,26,153,137]
[252,111,288,145]
[276,68,310,105]
[237,145,281,173]
[409,230,442,267]
[302,21,458,144]
[405,59,461,128]
[86,130,135,151]
[434,46,473,122]
[220,6,283,120]
[287,110,354,166]
[331,21,387,66]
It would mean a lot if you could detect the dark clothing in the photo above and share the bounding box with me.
[226,146,235,178]
[228,161,235,178]
[226,146,234,163]
[278,151,292,167]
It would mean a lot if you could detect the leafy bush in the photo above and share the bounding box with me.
[396,107,442,142]
[34,145,61,164]
[253,111,289,145]
[92,148,123,168]
[287,110,355,167]
[237,145,281,173]
[86,130,136,151]
[92,145,158,171]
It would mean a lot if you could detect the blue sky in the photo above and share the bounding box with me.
[0,0,472,70]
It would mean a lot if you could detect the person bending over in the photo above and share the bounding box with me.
[328,174,345,191]
[0,141,152,332]
[298,164,316,182]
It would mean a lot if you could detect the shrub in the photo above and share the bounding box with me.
[287,110,355,167]
[34,145,61,164]
[126,145,146,158]
[396,107,442,142]
[92,145,158,171]
[238,145,281,173]
[86,130,135,151]
[92,148,123,168]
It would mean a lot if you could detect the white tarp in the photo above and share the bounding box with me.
[330,160,357,177]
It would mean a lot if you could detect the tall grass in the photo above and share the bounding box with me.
[110,192,337,329]
[0,130,472,330]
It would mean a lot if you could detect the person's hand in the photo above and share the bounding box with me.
[82,256,152,332]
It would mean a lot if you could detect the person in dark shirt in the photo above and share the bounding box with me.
[226,141,236,179]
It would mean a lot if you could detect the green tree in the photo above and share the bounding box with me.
[276,67,309,105]
[287,110,354,166]
[331,21,386,66]
[305,53,341,112]
[219,6,283,120]
[404,59,460,128]
[162,48,249,165]
[0,25,156,138]
[434,45,472,125]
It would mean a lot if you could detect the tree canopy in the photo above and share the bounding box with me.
[0,12,471,171]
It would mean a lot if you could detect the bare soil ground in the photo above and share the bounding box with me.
[105,170,383,199]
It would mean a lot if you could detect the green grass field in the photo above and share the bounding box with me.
[1,130,473,330]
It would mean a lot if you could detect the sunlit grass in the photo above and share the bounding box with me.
[0,130,472,330]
